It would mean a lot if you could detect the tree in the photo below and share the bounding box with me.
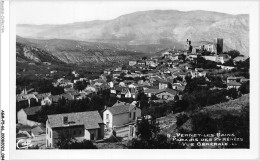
[174,95,179,102]
[228,88,238,99]
[150,95,158,100]
[136,117,154,140]
[137,92,149,109]
[68,140,97,149]
[128,118,183,149]
[223,59,234,66]
[51,86,64,95]
[106,75,113,82]
[191,113,218,134]
[227,50,241,59]
[239,81,249,94]
[74,81,87,91]
[176,76,183,82]
[142,56,147,60]
[56,131,76,149]
[168,82,173,89]
[176,113,189,127]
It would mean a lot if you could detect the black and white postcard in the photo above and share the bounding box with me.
[0,0,259,160]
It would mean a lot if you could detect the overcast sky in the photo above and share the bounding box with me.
[13,0,252,25]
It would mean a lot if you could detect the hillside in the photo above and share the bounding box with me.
[17,10,249,56]
[16,36,148,64]
[16,40,64,64]
[180,94,249,132]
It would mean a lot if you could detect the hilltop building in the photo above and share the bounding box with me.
[217,38,223,54]
[184,39,193,52]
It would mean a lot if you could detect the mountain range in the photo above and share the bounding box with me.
[16,10,249,64]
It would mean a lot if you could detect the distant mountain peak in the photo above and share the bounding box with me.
[17,9,249,56]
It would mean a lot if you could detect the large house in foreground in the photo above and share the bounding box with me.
[46,111,104,148]
[103,101,141,130]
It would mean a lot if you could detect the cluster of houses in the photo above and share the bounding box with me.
[16,38,249,149]
[18,99,142,148]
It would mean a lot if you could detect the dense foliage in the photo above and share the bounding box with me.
[56,132,97,149]
[127,117,183,149]
[189,104,249,148]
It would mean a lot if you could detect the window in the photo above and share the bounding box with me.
[129,112,131,118]
[73,131,76,135]
[50,131,51,138]
[47,128,48,134]
[63,116,68,124]
[106,114,109,119]
[133,112,136,120]
[91,133,95,140]
[79,130,82,135]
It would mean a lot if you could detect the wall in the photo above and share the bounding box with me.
[125,91,132,98]
[98,124,104,139]
[41,97,52,106]
[159,83,168,89]
[113,113,129,127]
[85,129,98,140]
[46,124,85,148]
[202,56,217,62]
[17,109,41,127]
[129,61,137,66]
[227,85,240,90]
[17,109,27,125]
[45,120,53,148]
[130,108,141,121]
[156,92,175,100]
[103,110,113,129]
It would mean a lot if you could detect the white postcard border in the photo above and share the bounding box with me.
[3,0,259,160]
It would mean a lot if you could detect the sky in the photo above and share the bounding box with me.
[12,0,252,25]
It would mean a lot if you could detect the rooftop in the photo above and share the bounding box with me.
[108,102,136,115]
[155,88,178,95]
[227,81,242,86]
[47,111,103,129]
[23,106,42,116]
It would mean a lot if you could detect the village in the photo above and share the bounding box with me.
[16,38,249,149]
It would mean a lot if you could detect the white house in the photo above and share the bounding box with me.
[17,106,42,127]
[41,97,52,106]
[119,82,126,87]
[108,81,114,88]
[103,101,141,130]
[128,83,138,89]
[121,88,132,98]
[217,65,236,71]
[46,111,104,148]
[227,81,241,90]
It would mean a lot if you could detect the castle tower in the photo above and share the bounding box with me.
[217,38,223,54]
